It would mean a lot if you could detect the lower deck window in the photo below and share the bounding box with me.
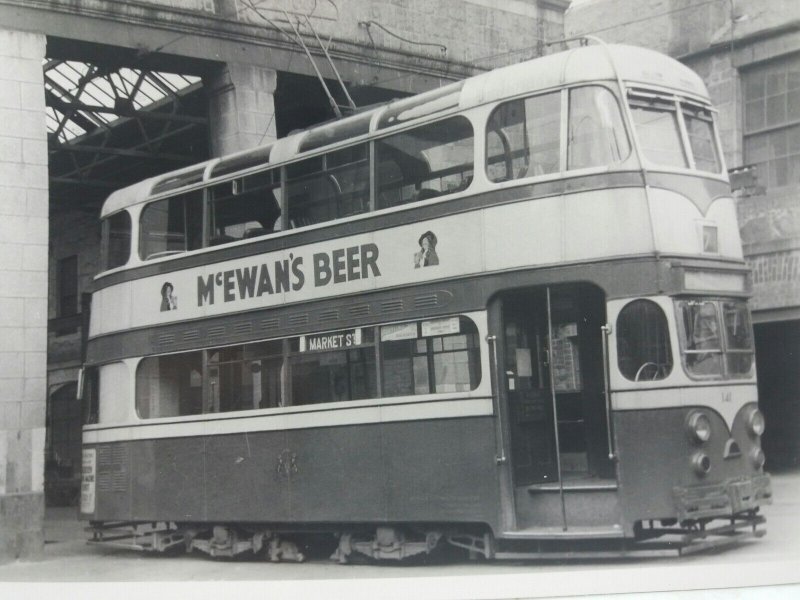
[136,352,204,418]
[381,317,481,395]
[208,340,283,412]
[616,299,673,381]
[290,347,377,405]
[133,315,482,419]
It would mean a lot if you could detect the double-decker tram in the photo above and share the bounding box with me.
[79,42,772,561]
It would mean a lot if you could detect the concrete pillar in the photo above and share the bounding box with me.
[206,62,277,157]
[0,28,48,564]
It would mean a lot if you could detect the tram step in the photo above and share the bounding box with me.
[499,525,625,540]
[527,481,618,492]
[514,485,622,530]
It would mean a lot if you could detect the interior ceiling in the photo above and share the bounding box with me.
[45,38,212,213]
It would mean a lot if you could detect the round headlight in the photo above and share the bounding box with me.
[750,447,766,470]
[747,408,766,437]
[692,452,712,476]
[687,411,712,443]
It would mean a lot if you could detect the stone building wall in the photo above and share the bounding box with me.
[0,28,48,563]
[235,0,567,68]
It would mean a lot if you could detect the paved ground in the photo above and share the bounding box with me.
[1,470,799,599]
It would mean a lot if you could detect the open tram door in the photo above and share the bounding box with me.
[495,283,621,534]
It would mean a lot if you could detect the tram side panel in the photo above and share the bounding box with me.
[86,415,501,530]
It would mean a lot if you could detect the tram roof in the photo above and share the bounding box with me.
[101,43,709,218]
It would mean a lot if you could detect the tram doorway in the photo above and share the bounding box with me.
[499,283,618,530]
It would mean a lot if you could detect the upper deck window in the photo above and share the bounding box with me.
[100,210,131,270]
[209,169,281,244]
[287,144,369,228]
[376,116,473,209]
[683,105,721,172]
[486,86,630,182]
[630,96,688,168]
[676,299,754,379]
[487,91,561,181]
[629,92,722,173]
[568,86,631,170]
[139,190,203,260]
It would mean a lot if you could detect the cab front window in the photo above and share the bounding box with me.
[676,299,754,379]
[628,91,723,174]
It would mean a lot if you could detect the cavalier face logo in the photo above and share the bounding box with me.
[160,281,178,312]
[414,231,439,269]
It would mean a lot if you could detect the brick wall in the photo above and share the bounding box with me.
[0,28,48,563]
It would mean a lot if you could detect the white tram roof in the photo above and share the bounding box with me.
[101,43,709,218]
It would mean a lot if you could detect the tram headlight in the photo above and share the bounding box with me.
[746,408,766,437]
[686,411,712,444]
[750,447,766,470]
[691,452,712,476]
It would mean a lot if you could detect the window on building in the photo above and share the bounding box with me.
[616,299,673,381]
[376,116,474,209]
[57,255,78,317]
[743,55,800,188]
[100,211,131,270]
[139,190,203,260]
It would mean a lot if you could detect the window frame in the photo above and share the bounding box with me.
[742,55,800,190]
[100,210,132,271]
[131,314,485,421]
[57,255,79,318]
[374,114,475,210]
[674,297,755,381]
[615,298,674,383]
[138,189,204,261]
[627,89,724,175]
[485,83,633,185]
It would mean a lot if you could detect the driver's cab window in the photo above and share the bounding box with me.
[616,299,673,381]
